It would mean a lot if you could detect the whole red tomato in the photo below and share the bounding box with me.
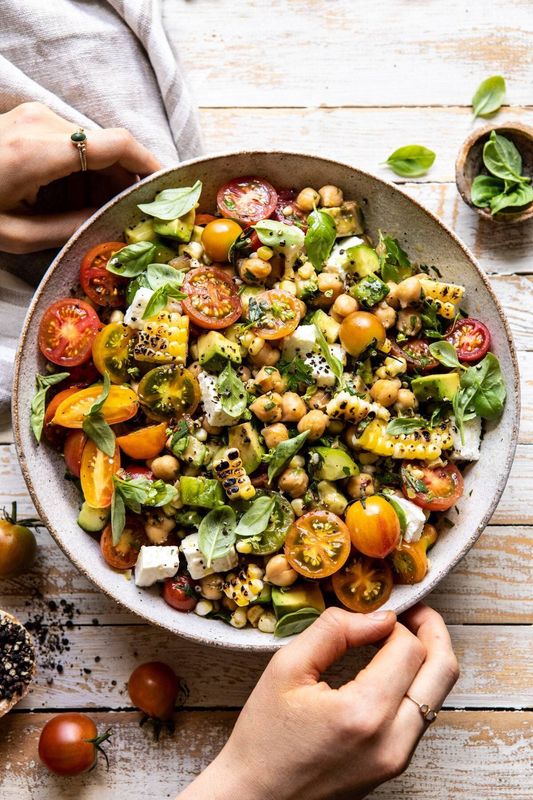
[38,713,111,775]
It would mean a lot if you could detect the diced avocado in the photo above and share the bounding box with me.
[198,331,242,373]
[345,243,380,277]
[153,242,178,263]
[412,373,460,402]
[228,422,265,474]
[174,509,203,528]
[179,436,208,468]
[240,285,263,311]
[124,218,159,244]
[322,200,364,237]
[312,446,358,481]
[252,583,272,605]
[350,274,390,308]
[78,502,109,533]
[191,225,203,244]
[272,584,326,619]
[153,209,195,242]
[224,323,248,357]
[179,475,224,508]
[313,309,340,344]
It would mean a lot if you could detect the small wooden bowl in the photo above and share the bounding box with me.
[456,121,533,224]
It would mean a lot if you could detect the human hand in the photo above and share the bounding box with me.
[0,102,161,254]
[178,604,459,800]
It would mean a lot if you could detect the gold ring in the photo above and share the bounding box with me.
[70,127,88,171]
[405,693,438,723]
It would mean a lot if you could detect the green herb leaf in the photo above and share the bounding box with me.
[253,219,305,250]
[30,372,70,442]
[277,357,314,391]
[81,373,115,457]
[107,242,157,277]
[489,181,533,214]
[235,496,276,538]
[461,352,506,420]
[217,362,248,417]
[304,209,336,270]
[350,274,390,308]
[145,263,185,290]
[472,75,506,118]
[198,505,237,568]
[470,175,506,208]
[385,145,436,178]
[377,232,412,283]
[386,417,428,435]
[111,489,126,545]
[267,430,310,483]
[274,607,321,638]
[112,474,177,515]
[126,272,151,305]
[313,318,343,386]
[142,283,187,319]
[483,130,525,182]
[428,341,465,370]
[168,420,190,456]
[137,180,202,221]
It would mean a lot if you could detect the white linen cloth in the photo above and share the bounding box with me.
[0,0,202,422]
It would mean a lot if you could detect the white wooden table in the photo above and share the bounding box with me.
[1,1,532,796]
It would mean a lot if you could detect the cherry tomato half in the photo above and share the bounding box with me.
[391,524,437,585]
[38,713,111,776]
[80,242,127,308]
[138,364,200,421]
[163,574,198,612]
[391,337,439,373]
[250,289,301,340]
[201,219,243,262]
[339,311,386,358]
[272,189,308,229]
[332,553,393,613]
[80,439,121,509]
[128,662,181,720]
[38,298,101,367]
[123,464,154,480]
[345,495,401,558]
[43,387,80,448]
[401,461,464,512]
[100,517,148,570]
[217,176,278,226]
[117,423,168,460]
[445,317,491,362]
[92,322,133,384]
[181,267,242,330]
[63,430,87,477]
[284,509,351,579]
[52,384,139,428]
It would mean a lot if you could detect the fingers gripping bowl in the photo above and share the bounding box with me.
[13,152,519,651]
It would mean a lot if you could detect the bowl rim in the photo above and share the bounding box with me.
[12,149,521,652]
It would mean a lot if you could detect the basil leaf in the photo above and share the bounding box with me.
[107,242,157,277]
[111,489,126,546]
[377,232,412,283]
[142,283,187,319]
[253,219,305,249]
[274,607,321,638]
[217,362,248,417]
[126,272,151,305]
[113,474,177,513]
[452,384,477,445]
[386,417,428,435]
[235,496,276,538]
[137,180,202,221]
[489,182,533,214]
[428,341,465,370]
[146,263,185,290]
[385,145,436,178]
[198,505,237,568]
[472,75,506,118]
[313,319,343,386]
[277,357,314,391]
[168,420,190,456]
[461,352,506,420]
[267,430,310,483]
[30,372,70,442]
[304,209,336,270]
[470,175,506,208]
[82,413,116,457]
[483,131,524,182]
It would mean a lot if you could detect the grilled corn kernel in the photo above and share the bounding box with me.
[224,566,265,607]
[134,312,189,364]
[356,418,453,460]
[257,245,274,261]
[326,392,391,424]
[213,447,256,500]
[229,608,248,628]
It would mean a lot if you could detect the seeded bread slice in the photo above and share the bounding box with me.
[0,610,36,717]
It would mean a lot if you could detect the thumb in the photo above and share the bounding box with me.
[276,607,397,684]
[0,208,97,254]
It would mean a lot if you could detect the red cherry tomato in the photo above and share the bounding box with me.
[272,188,308,229]
[217,176,278,226]
[65,360,100,388]
[38,713,111,776]
[128,662,180,721]
[100,517,148,570]
[63,430,87,477]
[181,267,242,330]
[123,464,154,480]
[445,318,491,362]
[401,461,464,511]
[163,574,198,612]
[80,242,127,308]
[391,337,439,373]
[43,387,80,448]
[38,298,101,367]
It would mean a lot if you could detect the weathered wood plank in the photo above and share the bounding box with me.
[1,711,532,798]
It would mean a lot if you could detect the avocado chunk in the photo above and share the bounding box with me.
[179,475,224,508]
[228,422,264,474]
[313,309,340,344]
[350,274,390,308]
[411,372,460,402]
[322,200,364,237]
[272,584,326,619]
[153,209,195,242]
[312,446,358,481]
[178,436,208,467]
[198,331,242,373]
[345,243,380,277]
[124,218,159,244]
[78,502,110,533]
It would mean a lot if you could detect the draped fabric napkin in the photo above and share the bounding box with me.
[0,0,202,423]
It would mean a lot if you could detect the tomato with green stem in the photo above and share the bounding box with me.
[250,289,302,340]
[391,523,438,584]
[0,502,39,577]
[163,574,198,612]
[217,176,278,226]
[92,323,133,384]
[80,241,127,308]
[100,517,148,570]
[38,713,112,776]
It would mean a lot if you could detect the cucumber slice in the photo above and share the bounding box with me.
[384,494,407,535]
[312,447,358,481]
[345,243,380,277]
[78,502,110,533]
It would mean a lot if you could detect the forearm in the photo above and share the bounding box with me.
[177,748,274,800]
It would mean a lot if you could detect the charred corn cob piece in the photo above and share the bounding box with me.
[213,448,256,500]
[356,418,453,460]
[420,278,464,319]
[223,564,264,607]
[133,312,189,364]
[326,392,390,423]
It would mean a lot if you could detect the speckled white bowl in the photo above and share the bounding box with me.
[12,152,520,652]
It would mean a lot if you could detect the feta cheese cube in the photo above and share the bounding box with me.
[180,532,238,580]
[281,324,318,360]
[134,545,180,587]
[450,416,482,461]
[330,343,347,365]
[304,353,336,387]
[124,287,155,329]
[325,235,365,278]
[197,371,241,427]
[391,496,426,543]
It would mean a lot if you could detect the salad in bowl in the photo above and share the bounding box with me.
[29,171,508,639]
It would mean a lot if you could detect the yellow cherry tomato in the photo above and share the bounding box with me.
[201,219,242,262]
[80,439,121,509]
[51,385,139,428]
[345,495,400,558]
[339,311,386,357]
[92,323,133,384]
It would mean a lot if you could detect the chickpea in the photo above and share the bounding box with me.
[277,466,309,498]
[281,391,307,422]
[347,473,375,499]
[374,301,397,329]
[247,605,265,628]
[397,307,422,337]
[249,392,283,423]
[331,293,358,319]
[238,256,272,284]
[249,342,281,367]
[317,272,343,305]
[279,279,297,294]
[396,276,422,308]
[370,378,401,407]
[258,610,277,634]
[296,187,320,212]
[150,454,180,481]
[144,512,175,544]
[308,389,329,410]
[262,422,289,450]
[297,409,328,439]
[297,261,315,280]
[237,365,252,382]
[385,281,400,309]
[198,574,224,600]
[255,366,286,394]
[394,388,418,411]
[318,184,344,207]
[265,554,298,586]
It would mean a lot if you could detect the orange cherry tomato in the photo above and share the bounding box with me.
[284,509,351,579]
[38,299,101,367]
[251,289,301,340]
[63,430,88,477]
[339,311,386,357]
[195,213,217,226]
[80,241,127,308]
[332,553,393,613]
[100,517,148,570]
[181,267,242,330]
[80,439,121,508]
[51,384,139,428]
[43,387,80,447]
[345,496,401,558]
[92,323,133,384]
[117,423,168,460]
[401,461,464,512]
[391,524,438,585]
[201,219,242,262]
